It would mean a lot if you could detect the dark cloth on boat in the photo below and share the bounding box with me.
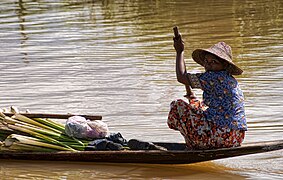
[106,132,128,146]
[85,133,127,151]
[84,133,167,151]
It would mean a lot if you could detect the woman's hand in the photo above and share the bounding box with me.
[184,86,196,99]
[173,35,184,54]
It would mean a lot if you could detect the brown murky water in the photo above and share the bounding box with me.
[0,0,282,179]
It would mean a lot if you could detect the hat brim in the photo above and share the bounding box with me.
[192,49,243,75]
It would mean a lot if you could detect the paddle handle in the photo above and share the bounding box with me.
[173,26,180,39]
[3,113,102,120]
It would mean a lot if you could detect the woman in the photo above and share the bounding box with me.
[167,34,247,150]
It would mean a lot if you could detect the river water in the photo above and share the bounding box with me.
[0,0,282,179]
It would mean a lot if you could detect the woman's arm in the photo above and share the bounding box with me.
[175,51,188,85]
[173,35,196,98]
[174,35,189,85]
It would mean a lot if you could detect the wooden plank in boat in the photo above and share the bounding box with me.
[0,140,282,164]
[3,113,102,120]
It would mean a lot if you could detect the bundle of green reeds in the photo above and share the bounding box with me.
[0,107,88,152]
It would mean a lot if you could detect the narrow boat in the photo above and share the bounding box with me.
[0,140,282,164]
[1,113,282,164]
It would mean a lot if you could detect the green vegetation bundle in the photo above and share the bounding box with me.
[0,108,88,152]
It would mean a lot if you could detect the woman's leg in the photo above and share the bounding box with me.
[167,99,206,149]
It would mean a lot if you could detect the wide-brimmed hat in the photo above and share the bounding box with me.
[192,42,243,75]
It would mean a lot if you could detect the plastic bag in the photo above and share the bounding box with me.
[65,116,108,139]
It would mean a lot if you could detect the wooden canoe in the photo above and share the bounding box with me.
[0,140,282,164]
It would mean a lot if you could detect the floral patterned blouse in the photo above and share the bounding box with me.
[188,71,247,131]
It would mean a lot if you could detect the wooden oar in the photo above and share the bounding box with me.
[3,113,102,120]
[173,26,195,99]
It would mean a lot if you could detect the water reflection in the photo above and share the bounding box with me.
[16,0,29,62]
[0,160,246,180]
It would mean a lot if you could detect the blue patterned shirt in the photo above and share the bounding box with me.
[188,71,247,131]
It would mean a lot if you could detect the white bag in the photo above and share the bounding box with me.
[65,116,108,139]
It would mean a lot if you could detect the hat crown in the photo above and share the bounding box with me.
[210,42,232,61]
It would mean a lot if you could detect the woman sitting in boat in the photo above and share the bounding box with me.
[167,34,247,150]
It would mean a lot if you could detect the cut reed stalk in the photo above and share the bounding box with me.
[6,124,76,151]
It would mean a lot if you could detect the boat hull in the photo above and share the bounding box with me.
[0,140,282,164]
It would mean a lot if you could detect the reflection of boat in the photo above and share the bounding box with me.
[0,140,282,164]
